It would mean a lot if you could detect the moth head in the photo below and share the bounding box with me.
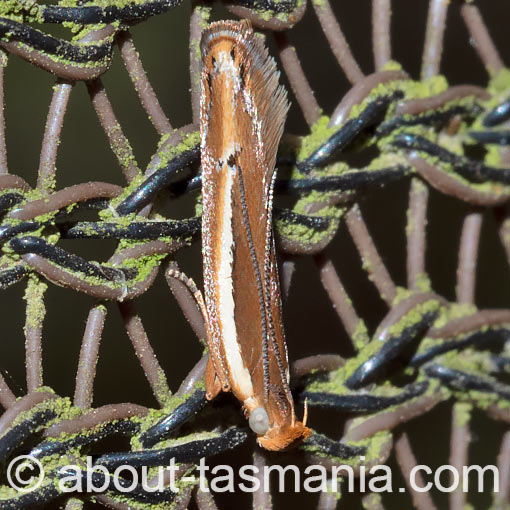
[249,405,311,451]
[256,419,311,451]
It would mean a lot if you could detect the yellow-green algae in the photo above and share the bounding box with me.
[352,319,370,350]
[454,401,472,428]
[105,469,197,510]
[302,430,391,467]
[305,337,406,395]
[149,427,220,451]
[0,387,202,506]
[9,36,113,73]
[0,1,43,23]
[373,71,510,192]
[23,273,47,331]
[430,302,477,330]
[378,297,440,340]
[3,389,77,434]
[19,247,166,293]
[414,273,432,293]
[156,129,200,172]
[191,6,212,87]
[275,199,343,247]
[105,129,200,217]
[255,0,305,22]
[434,348,510,411]
[306,297,440,396]
[132,380,206,450]
[298,115,333,163]
[57,0,161,10]
[416,303,479,357]
[362,493,382,509]
[298,73,451,166]
[487,67,510,96]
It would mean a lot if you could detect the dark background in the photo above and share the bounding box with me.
[1,1,510,508]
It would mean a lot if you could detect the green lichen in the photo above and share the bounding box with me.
[454,402,472,427]
[382,299,440,342]
[305,340,381,395]
[12,37,111,72]
[119,253,166,280]
[4,392,77,435]
[359,430,391,464]
[106,125,139,172]
[133,380,206,450]
[351,320,370,350]
[303,430,390,467]
[353,75,448,131]
[23,274,47,331]
[165,130,200,160]
[415,273,432,293]
[432,303,477,330]
[58,0,151,8]
[33,246,165,293]
[0,1,43,23]
[298,116,332,162]
[297,75,456,181]
[197,6,212,29]
[485,144,504,168]
[275,201,343,248]
[464,389,498,410]
[101,174,146,220]
[307,295,438,394]
[138,129,200,196]
[0,3,116,67]
[245,0,304,21]
[415,303,479,357]
[381,60,404,72]
[391,286,414,306]
[275,12,289,22]
[404,74,449,100]
[487,67,510,95]
[257,10,274,22]
[395,134,510,195]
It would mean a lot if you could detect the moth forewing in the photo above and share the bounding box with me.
[200,19,310,451]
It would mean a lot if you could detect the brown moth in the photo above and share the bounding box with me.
[198,19,310,451]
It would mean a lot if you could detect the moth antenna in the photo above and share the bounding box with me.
[166,267,209,328]
[167,267,230,390]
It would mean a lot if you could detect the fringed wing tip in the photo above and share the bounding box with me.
[241,28,290,172]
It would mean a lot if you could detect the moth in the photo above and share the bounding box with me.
[198,19,310,451]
